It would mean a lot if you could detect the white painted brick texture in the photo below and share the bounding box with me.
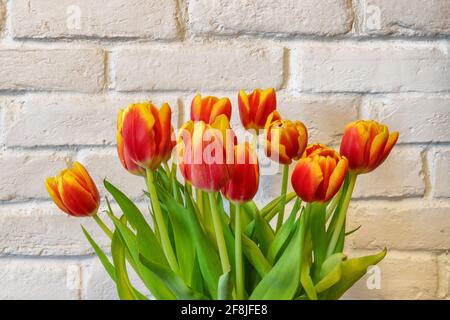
[12,0,179,39]
[0,0,448,300]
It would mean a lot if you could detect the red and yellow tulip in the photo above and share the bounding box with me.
[291,146,348,203]
[117,111,146,176]
[340,120,399,174]
[264,111,308,165]
[238,88,276,132]
[119,102,176,171]
[191,94,232,124]
[45,162,100,217]
[178,115,235,192]
[222,143,259,203]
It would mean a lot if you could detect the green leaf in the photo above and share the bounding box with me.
[345,225,361,236]
[314,254,345,293]
[260,192,296,219]
[299,221,317,300]
[326,249,387,300]
[82,226,148,300]
[254,211,275,255]
[160,191,196,286]
[82,226,115,281]
[217,271,233,300]
[250,211,306,300]
[104,179,168,266]
[139,254,209,300]
[108,212,175,300]
[111,231,138,300]
[267,198,301,264]
[241,233,272,278]
[162,189,222,299]
[310,202,327,271]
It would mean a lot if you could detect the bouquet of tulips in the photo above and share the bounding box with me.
[45,89,398,300]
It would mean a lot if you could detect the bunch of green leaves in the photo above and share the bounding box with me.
[83,167,386,300]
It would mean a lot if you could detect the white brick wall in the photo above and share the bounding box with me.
[0,0,448,300]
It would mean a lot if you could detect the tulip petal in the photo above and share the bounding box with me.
[57,172,99,217]
[45,177,71,214]
[291,158,323,203]
[368,128,389,171]
[254,88,276,127]
[72,161,100,202]
[325,157,348,201]
[238,90,251,129]
[378,131,399,167]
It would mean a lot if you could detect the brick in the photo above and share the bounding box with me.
[188,0,353,36]
[279,95,359,145]
[0,151,73,200]
[357,0,450,36]
[353,147,424,198]
[112,45,284,91]
[347,203,450,251]
[0,49,105,92]
[296,44,450,93]
[363,94,450,143]
[0,202,110,256]
[344,251,438,300]
[0,258,81,299]
[11,0,178,40]
[1,95,181,147]
[0,1,5,31]
[76,148,147,199]
[432,149,450,198]
[438,253,450,299]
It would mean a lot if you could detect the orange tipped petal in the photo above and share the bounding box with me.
[325,157,348,201]
[57,172,99,217]
[291,158,323,203]
[45,177,71,214]
[71,161,99,202]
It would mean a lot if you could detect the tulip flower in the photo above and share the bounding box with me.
[45,162,100,217]
[264,111,308,231]
[291,147,348,203]
[304,143,328,157]
[117,111,145,176]
[178,115,236,274]
[264,111,308,165]
[191,94,232,124]
[119,102,176,171]
[178,115,235,193]
[340,120,399,174]
[222,143,259,204]
[238,88,277,132]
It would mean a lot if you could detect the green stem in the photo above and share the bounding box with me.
[208,192,231,273]
[325,187,342,222]
[235,203,245,299]
[326,172,357,257]
[276,164,290,232]
[146,169,180,274]
[93,213,113,239]
[196,188,204,219]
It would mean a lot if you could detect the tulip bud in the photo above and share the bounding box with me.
[120,102,176,171]
[264,111,308,165]
[221,143,259,203]
[117,110,146,176]
[238,88,276,132]
[291,147,348,203]
[45,162,100,217]
[340,120,399,174]
[178,115,235,192]
[191,94,232,124]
